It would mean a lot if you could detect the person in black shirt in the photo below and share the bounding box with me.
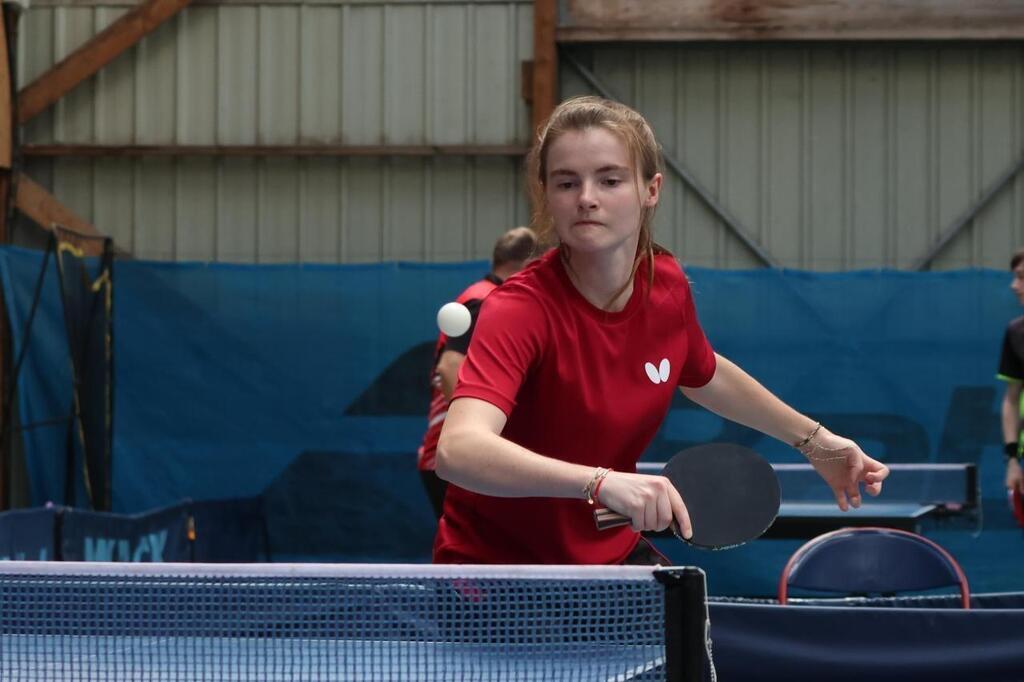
[998,248,1024,495]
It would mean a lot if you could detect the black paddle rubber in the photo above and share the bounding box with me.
[593,443,781,550]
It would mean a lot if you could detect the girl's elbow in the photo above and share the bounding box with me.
[435,429,460,481]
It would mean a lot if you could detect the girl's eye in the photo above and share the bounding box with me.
[604,178,622,187]
[556,181,576,190]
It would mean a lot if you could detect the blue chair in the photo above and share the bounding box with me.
[778,527,970,608]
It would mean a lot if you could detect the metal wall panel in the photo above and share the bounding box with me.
[18,155,531,263]
[563,44,1024,270]
[17,2,1024,269]
[16,1,532,263]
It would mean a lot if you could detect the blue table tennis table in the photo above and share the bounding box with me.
[637,461,977,539]
[770,501,939,537]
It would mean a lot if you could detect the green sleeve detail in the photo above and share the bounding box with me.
[997,374,1024,419]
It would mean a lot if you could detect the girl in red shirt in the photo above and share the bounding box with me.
[434,96,889,565]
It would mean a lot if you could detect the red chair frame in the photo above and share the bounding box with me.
[778,526,970,609]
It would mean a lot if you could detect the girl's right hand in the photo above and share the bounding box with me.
[596,471,692,539]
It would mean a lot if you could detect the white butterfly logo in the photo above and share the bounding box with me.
[644,358,671,385]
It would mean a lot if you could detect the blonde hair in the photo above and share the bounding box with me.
[526,96,668,296]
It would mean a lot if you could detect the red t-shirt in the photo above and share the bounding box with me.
[434,248,717,564]
[417,276,501,470]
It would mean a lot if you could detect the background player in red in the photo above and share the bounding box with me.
[417,226,537,519]
[433,96,890,565]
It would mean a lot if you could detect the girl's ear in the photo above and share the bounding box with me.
[644,173,663,208]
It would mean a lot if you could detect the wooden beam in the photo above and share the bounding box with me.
[21,144,530,157]
[0,5,10,170]
[32,0,531,6]
[558,0,1024,41]
[14,174,105,255]
[531,0,557,133]
[0,172,9,512]
[0,4,17,511]
[17,0,193,124]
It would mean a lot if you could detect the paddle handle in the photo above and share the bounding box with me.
[593,507,630,530]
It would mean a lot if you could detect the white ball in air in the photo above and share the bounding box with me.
[437,302,472,337]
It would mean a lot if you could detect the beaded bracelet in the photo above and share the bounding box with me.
[583,467,611,505]
[592,472,610,505]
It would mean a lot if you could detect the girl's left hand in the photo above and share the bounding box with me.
[799,427,890,511]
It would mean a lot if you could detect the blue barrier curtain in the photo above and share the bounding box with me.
[0,246,1016,567]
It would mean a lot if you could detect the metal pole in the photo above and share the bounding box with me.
[912,152,1024,271]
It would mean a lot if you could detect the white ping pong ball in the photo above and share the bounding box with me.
[437,302,472,337]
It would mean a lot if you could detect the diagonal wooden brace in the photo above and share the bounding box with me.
[17,0,194,124]
[14,173,106,256]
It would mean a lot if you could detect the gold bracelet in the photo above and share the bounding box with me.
[584,467,611,505]
[792,422,849,462]
[793,422,822,449]
[795,423,851,463]
[799,441,851,463]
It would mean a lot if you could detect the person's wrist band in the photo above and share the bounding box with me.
[1006,442,1021,461]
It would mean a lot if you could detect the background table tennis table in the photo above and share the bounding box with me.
[636,462,977,539]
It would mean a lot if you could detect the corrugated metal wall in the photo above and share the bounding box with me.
[17,0,534,262]
[17,1,1024,269]
[564,44,1024,270]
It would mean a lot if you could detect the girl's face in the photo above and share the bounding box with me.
[544,127,661,260]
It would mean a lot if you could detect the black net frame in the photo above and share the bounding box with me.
[52,225,114,511]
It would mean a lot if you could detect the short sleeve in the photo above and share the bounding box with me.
[998,322,1024,383]
[675,273,717,388]
[451,286,547,416]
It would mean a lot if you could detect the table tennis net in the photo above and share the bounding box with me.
[0,562,690,681]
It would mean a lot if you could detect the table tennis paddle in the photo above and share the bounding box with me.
[593,443,781,550]
[1009,488,1024,528]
